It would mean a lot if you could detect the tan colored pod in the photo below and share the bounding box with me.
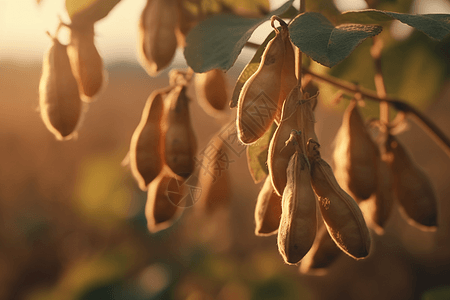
[138,0,178,76]
[275,27,297,124]
[236,25,285,144]
[174,0,197,48]
[296,94,318,150]
[369,156,394,233]
[333,100,379,201]
[277,144,317,265]
[307,139,371,259]
[255,176,282,236]
[39,34,82,140]
[268,85,302,196]
[67,23,103,99]
[129,90,165,191]
[299,225,342,273]
[196,136,231,214]
[387,135,438,229]
[195,69,229,115]
[164,85,197,178]
[145,170,182,233]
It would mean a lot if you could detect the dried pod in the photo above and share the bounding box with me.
[277,138,317,265]
[129,89,165,191]
[236,24,285,144]
[296,93,318,149]
[299,225,342,274]
[164,85,197,178]
[275,28,297,123]
[307,139,371,259]
[255,176,282,236]
[195,69,229,115]
[196,136,231,214]
[366,156,394,233]
[67,23,104,100]
[39,34,82,140]
[387,135,438,229]
[268,85,301,196]
[333,100,379,201]
[145,170,182,232]
[138,0,178,76]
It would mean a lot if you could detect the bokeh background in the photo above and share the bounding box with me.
[2,0,450,299]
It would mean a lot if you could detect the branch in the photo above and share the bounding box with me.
[303,67,450,158]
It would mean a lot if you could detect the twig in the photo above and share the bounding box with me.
[302,67,450,158]
[295,0,306,85]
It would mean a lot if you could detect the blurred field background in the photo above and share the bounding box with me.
[2,0,450,299]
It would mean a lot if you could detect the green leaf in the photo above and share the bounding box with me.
[184,0,294,73]
[230,30,276,108]
[289,12,382,67]
[246,122,277,184]
[339,9,450,40]
[66,0,121,23]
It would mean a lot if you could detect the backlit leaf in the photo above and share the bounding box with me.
[66,0,121,23]
[184,0,294,73]
[339,9,450,40]
[289,12,382,67]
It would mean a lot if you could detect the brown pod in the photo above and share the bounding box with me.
[145,170,182,233]
[277,141,317,265]
[307,139,371,259]
[129,90,165,191]
[196,136,231,214]
[296,93,318,149]
[67,23,103,99]
[39,34,82,140]
[195,69,229,115]
[268,85,302,196]
[275,27,297,124]
[299,225,342,273]
[333,100,379,201]
[164,85,197,178]
[236,24,285,144]
[387,135,438,229]
[174,0,197,47]
[138,0,178,76]
[255,176,282,236]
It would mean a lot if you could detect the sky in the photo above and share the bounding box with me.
[0,0,449,64]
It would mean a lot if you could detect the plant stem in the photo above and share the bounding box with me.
[302,67,450,158]
[295,0,305,85]
[371,37,389,125]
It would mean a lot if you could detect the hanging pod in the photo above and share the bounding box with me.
[307,139,371,259]
[363,155,394,234]
[164,84,197,178]
[277,135,317,265]
[67,23,104,100]
[275,25,297,124]
[138,0,178,76]
[145,169,182,233]
[333,100,379,201]
[299,225,342,274]
[254,176,282,236]
[386,135,438,229]
[195,69,229,115]
[236,18,285,144]
[39,33,82,140]
[196,135,231,214]
[129,89,166,191]
[268,85,301,196]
